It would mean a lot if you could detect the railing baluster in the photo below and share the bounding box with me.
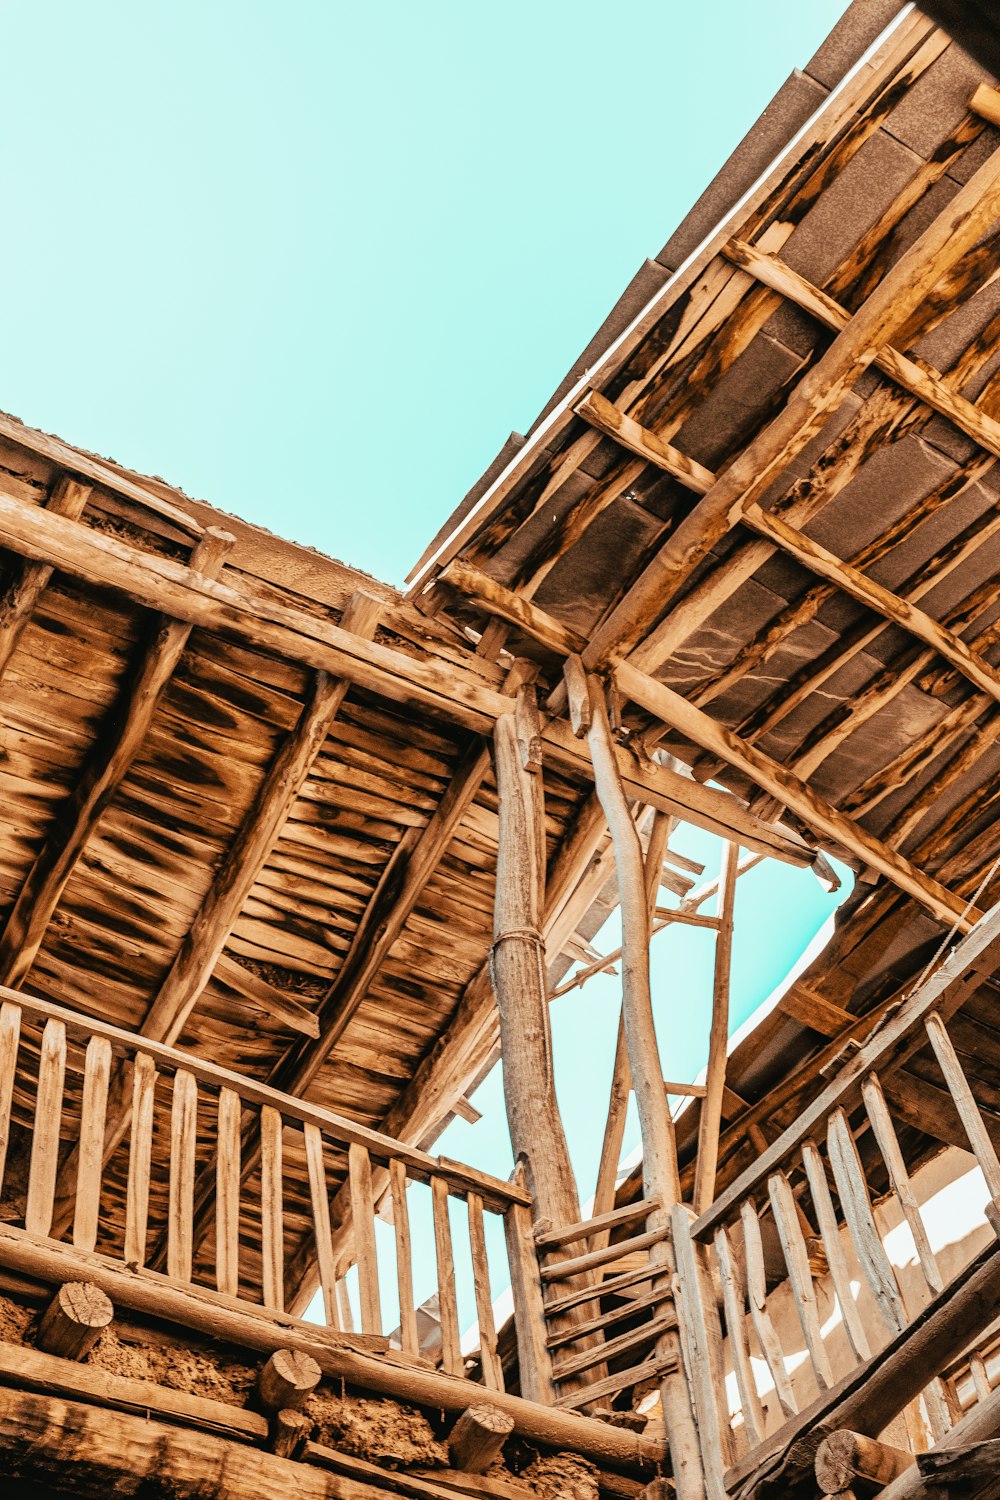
[216,1086,241,1298]
[768,1168,835,1390]
[0,1002,21,1199]
[337,1276,355,1333]
[125,1053,156,1267]
[304,1122,340,1330]
[348,1142,381,1334]
[260,1105,284,1311]
[670,1205,729,1498]
[167,1068,197,1283]
[389,1158,418,1359]
[740,1197,796,1418]
[862,1072,943,1295]
[924,1011,1000,1205]
[801,1138,870,1362]
[73,1035,111,1253]
[467,1189,503,1391]
[503,1193,555,1403]
[25,1018,66,1238]
[432,1174,463,1378]
[714,1225,764,1447]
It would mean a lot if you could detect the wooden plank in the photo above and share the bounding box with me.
[543,1258,659,1318]
[555,1355,672,1411]
[768,1168,835,1390]
[304,1122,340,1330]
[503,1191,556,1404]
[24,1018,67,1239]
[0,526,233,991]
[714,1226,765,1448]
[432,1175,463,1378]
[616,661,977,932]
[167,1068,197,1283]
[801,1140,870,1364]
[924,1011,1000,1202]
[546,1284,670,1350]
[576,390,714,493]
[694,841,739,1213]
[260,1105,284,1312]
[467,1190,503,1391]
[124,1053,156,1268]
[862,1073,943,1297]
[552,1310,676,1384]
[0,1001,20,1199]
[740,1198,796,1418]
[585,142,1000,667]
[73,1035,112,1253]
[828,1107,907,1337]
[390,1157,418,1359]
[348,1141,382,1335]
[215,1086,241,1300]
[535,1198,660,1251]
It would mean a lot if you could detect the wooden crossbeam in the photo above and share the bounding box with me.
[0,477,92,680]
[577,143,1000,669]
[616,661,977,932]
[0,525,235,990]
[723,236,1000,459]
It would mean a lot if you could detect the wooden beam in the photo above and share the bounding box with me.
[0,525,234,989]
[584,679,703,1500]
[440,560,587,656]
[0,477,92,681]
[447,1405,515,1473]
[693,841,738,1214]
[815,1430,912,1493]
[740,500,1000,708]
[615,660,978,932]
[580,143,1000,668]
[35,1281,113,1361]
[723,236,1000,460]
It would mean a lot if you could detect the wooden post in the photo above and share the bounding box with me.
[582,676,703,1500]
[447,1404,514,1471]
[255,1348,322,1413]
[694,841,738,1214]
[815,1429,912,1493]
[36,1282,113,1361]
[491,713,583,1232]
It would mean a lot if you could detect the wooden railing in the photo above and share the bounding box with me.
[669,903,1000,1496]
[0,986,528,1392]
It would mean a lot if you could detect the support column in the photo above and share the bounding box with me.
[583,675,704,1500]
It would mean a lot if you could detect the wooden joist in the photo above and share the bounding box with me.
[0,525,234,989]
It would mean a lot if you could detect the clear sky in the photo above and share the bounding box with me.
[2,3,856,1329]
[2,1,849,584]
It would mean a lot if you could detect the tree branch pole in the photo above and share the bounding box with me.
[583,674,703,1500]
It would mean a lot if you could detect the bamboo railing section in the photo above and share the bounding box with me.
[0,986,525,1393]
[665,901,1000,1497]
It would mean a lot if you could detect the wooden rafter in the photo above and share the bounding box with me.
[576,142,1000,670]
[0,525,235,990]
[0,477,92,680]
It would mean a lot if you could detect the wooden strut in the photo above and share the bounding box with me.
[582,673,704,1500]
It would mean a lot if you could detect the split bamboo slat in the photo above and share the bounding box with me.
[167,1069,198,1283]
[260,1104,284,1312]
[73,1035,111,1253]
[305,1123,340,1331]
[215,1086,241,1299]
[432,1174,463,1378]
[25,1019,67,1239]
[125,1053,156,1268]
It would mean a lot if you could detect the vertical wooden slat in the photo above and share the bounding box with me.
[260,1104,284,1312]
[348,1142,381,1334]
[432,1175,463,1378]
[503,1191,556,1403]
[971,1353,992,1404]
[714,1226,764,1447]
[0,1002,21,1199]
[73,1035,112,1253]
[125,1053,156,1267]
[216,1086,241,1299]
[768,1169,835,1390]
[670,1205,728,1499]
[740,1198,796,1418]
[167,1068,197,1283]
[801,1139,870,1363]
[862,1072,943,1295]
[827,1108,908,1335]
[304,1123,340,1330]
[694,839,739,1214]
[25,1018,67,1238]
[389,1158,418,1358]
[924,1011,1000,1201]
[467,1189,503,1391]
[336,1277,355,1333]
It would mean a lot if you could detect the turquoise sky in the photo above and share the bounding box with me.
[2,1,849,584]
[1,4,855,1326]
